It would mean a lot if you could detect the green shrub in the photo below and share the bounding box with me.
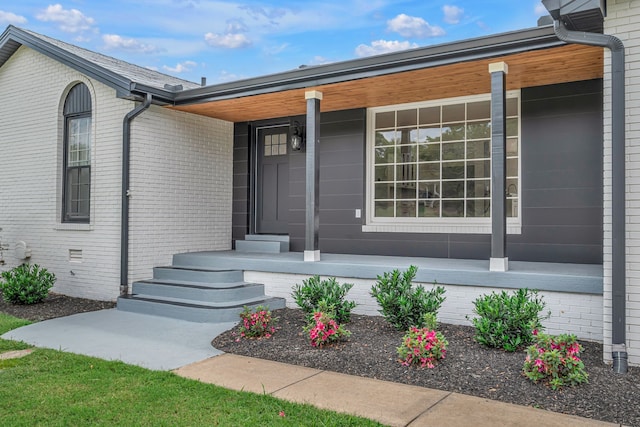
[292,275,356,323]
[370,265,446,331]
[0,264,56,305]
[469,288,549,352]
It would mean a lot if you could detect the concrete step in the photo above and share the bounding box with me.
[171,253,232,268]
[120,263,284,323]
[235,240,286,253]
[131,280,265,303]
[235,234,290,253]
[117,294,286,323]
[153,266,243,283]
[245,234,290,243]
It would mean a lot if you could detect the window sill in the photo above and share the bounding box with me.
[55,223,93,231]
[362,222,521,235]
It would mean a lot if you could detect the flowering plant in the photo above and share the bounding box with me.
[397,316,448,368]
[305,310,351,348]
[523,331,588,390]
[238,305,278,339]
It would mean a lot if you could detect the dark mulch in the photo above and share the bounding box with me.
[2,296,638,425]
[213,308,640,426]
[0,293,115,322]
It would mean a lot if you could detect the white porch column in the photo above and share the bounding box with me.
[304,90,322,262]
[489,62,509,272]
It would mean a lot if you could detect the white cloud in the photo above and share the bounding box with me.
[263,43,289,56]
[204,32,251,49]
[216,70,244,83]
[476,21,490,31]
[0,10,27,25]
[225,19,248,34]
[73,35,92,43]
[102,34,160,54]
[355,39,419,57]
[387,14,445,39]
[36,4,95,33]
[204,19,252,49]
[309,55,332,65]
[163,60,197,73]
[535,2,548,16]
[442,5,464,24]
[239,5,288,26]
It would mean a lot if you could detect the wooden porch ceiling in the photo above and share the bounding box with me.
[169,44,603,123]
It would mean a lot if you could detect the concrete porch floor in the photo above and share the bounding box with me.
[171,251,603,295]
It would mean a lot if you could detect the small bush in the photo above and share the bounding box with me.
[238,305,278,339]
[523,332,588,390]
[469,288,549,352]
[370,265,445,331]
[304,302,351,348]
[0,264,56,305]
[397,313,448,368]
[292,275,356,323]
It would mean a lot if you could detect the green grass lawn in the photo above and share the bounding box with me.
[0,314,382,426]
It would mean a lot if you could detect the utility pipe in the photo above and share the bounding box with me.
[120,93,152,296]
[551,19,627,373]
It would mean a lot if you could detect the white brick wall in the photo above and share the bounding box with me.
[604,0,640,365]
[0,46,130,300]
[244,272,603,342]
[128,107,233,282]
[0,45,234,300]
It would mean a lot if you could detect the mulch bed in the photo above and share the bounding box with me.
[213,308,640,426]
[0,293,115,322]
[1,295,639,425]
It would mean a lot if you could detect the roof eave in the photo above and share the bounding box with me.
[0,25,179,102]
[129,82,180,104]
[0,26,132,94]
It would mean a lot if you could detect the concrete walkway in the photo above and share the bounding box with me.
[175,354,621,427]
[1,309,235,370]
[1,310,624,426]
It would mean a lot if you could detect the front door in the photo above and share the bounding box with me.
[256,126,289,234]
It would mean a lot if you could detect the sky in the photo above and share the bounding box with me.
[0,1,550,85]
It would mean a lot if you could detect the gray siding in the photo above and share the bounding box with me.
[511,79,603,263]
[232,79,603,264]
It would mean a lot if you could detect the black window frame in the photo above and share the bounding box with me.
[62,84,92,223]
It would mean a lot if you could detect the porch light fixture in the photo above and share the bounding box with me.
[290,121,304,151]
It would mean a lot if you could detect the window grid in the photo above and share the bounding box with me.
[67,117,91,167]
[264,133,287,156]
[372,95,519,220]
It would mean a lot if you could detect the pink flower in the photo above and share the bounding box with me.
[279,411,286,417]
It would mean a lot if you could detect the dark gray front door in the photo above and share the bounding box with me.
[256,126,289,234]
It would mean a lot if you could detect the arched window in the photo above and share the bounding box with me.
[62,83,92,223]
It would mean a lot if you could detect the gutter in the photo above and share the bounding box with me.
[551,19,627,373]
[120,93,152,296]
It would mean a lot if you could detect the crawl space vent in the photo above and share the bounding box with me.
[69,249,83,263]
